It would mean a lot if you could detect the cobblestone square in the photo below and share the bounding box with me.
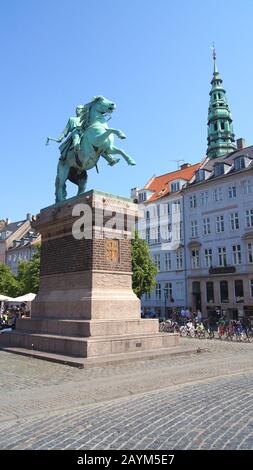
[0,338,253,449]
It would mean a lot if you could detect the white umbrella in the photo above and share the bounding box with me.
[11,293,36,302]
[0,294,15,301]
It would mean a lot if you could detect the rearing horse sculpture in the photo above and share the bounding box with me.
[52,96,136,202]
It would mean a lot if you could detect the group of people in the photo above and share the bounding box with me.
[0,306,28,330]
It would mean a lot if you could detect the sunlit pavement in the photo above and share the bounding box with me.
[1,337,253,449]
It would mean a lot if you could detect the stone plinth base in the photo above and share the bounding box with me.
[0,191,179,365]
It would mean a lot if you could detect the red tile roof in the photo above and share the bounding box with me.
[144,163,201,201]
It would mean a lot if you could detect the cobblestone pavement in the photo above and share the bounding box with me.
[0,338,253,449]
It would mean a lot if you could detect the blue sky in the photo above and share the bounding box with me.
[1,0,253,221]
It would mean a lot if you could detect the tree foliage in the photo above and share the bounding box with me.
[17,246,40,295]
[131,232,157,299]
[0,263,20,297]
[0,246,41,298]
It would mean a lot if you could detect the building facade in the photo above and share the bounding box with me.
[133,163,200,318]
[184,146,253,320]
[134,48,253,322]
[0,214,40,272]
[183,51,253,321]
[6,231,41,274]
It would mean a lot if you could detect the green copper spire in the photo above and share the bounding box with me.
[207,46,236,159]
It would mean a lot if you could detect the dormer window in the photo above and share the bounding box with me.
[214,163,225,177]
[195,169,208,182]
[138,192,147,202]
[234,155,250,171]
[171,181,181,193]
[214,163,231,177]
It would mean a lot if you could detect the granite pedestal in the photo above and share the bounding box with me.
[0,191,179,366]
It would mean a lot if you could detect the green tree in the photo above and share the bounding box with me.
[131,232,157,299]
[17,246,41,295]
[0,263,20,297]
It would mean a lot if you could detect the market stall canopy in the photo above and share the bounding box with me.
[0,294,15,301]
[11,293,36,302]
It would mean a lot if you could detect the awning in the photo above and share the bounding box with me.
[0,294,15,301]
[10,293,36,302]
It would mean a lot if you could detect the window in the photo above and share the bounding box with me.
[234,156,246,170]
[157,205,160,217]
[245,209,253,228]
[232,245,242,265]
[166,223,172,242]
[218,247,227,267]
[145,292,151,300]
[146,210,150,220]
[161,225,171,242]
[164,252,172,270]
[151,227,160,243]
[176,249,183,269]
[214,187,222,201]
[155,283,161,300]
[157,225,161,243]
[203,218,211,235]
[174,222,181,240]
[190,195,197,208]
[171,181,181,192]
[216,215,225,233]
[250,280,253,297]
[167,203,170,214]
[228,185,237,199]
[201,191,209,205]
[206,282,214,303]
[230,212,239,230]
[164,282,173,301]
[139,192,147,202]
[173,200,181,212]
[191,249,199,268]
[214,164,224,177]
[241,180,252,195]
[235,280,244,302]
[196,170,207,182]
[176,282,184,300]
[154,254,160,271]
[248,242,253,263]
[191,220,198,237]
[221,121,225,130]
[220,281,229,303]
[204,248,212,268]
[146,228,150,244]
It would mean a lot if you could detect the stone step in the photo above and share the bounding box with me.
[0,330,179,358]
[16,317,158,337]
[0,344,203,368]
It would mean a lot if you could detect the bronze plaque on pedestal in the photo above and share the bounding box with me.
[105,239,119,263]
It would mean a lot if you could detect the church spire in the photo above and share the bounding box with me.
[207,46,236,159]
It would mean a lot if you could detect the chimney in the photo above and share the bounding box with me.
[26,213,32,221]
[131,188,140,199]
[237,138,246,150]
[5,218,11,225]
[180,163,191,169]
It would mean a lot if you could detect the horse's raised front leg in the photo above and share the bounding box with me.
[55,160,70,202]
[93,128,126,148]
[109,145,136,166]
